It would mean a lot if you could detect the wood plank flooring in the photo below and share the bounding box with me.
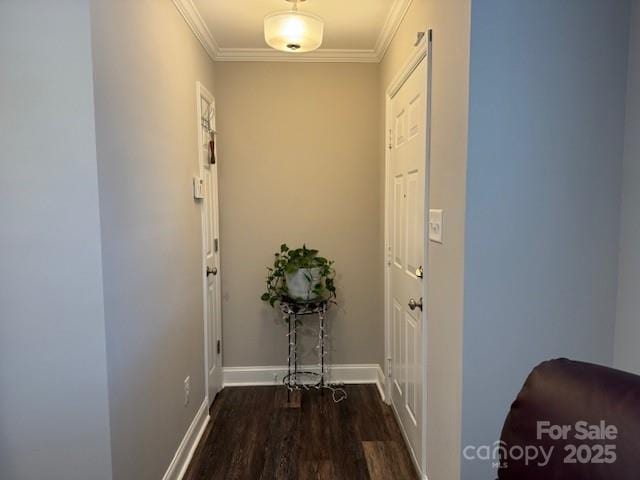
[184,384,418,480]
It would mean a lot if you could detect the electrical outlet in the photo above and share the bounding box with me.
[184,376,191,406]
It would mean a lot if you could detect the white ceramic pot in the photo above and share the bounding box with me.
[285,267,321,301]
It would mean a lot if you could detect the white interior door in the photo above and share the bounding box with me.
[197,83,223,405]
[388,57,427,464]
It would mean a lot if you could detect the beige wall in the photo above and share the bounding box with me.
[215,62,383,368]
[90,1,215,479]
[379,0,471,478]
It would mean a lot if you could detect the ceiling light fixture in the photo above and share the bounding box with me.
[264,0,324,53]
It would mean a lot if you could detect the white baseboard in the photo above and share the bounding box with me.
[223,363,386,401]
[162,398,210,480]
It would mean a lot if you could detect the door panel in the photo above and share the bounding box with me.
[388,58,427,463]
[393,299,404,396]
[395,109,406,147]
[393,176,404,268]
[405,310,419,425]
[207,278,216,376]
[406,169,420,277]
[204,168,214,257]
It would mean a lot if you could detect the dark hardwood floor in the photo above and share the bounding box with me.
[184,384,419,480]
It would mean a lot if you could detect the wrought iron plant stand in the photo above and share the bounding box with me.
[279,297,347,403]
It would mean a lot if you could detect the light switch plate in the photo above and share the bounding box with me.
[429,209,443,244]
[193,176,204,199]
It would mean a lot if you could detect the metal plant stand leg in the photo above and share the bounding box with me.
[287,314,292,403]
[321,310,324,388]
[319,305,325,393]
[294,312,298,384]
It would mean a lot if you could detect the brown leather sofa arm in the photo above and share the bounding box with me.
[498,358,640,480]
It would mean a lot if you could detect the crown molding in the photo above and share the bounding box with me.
[215,48,379,63]
[174,0,412,63]
[172,0,219,61]
[374,0,413,62]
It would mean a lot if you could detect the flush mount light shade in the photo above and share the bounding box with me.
[264,11,324,53]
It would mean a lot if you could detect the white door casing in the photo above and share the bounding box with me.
[384,32,431,476]
[197,82,223,406]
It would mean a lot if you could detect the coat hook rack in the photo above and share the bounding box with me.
[201,117,217,135]
[201,104,217,134]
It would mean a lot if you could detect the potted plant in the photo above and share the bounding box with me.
[261,244,336,306]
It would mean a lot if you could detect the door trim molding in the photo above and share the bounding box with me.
[383,29,432,478]
[161,398,210,480]
[385,32,429,98]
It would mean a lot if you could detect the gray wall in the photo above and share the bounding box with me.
[89,1,215,479]
[215,62,382,368]
[0,2,113,479]
[462,1,630,478]
[615,0,640,375]
[379,1,472,478]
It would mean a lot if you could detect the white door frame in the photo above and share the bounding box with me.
[196,81,223,406]
[383,30,432,478]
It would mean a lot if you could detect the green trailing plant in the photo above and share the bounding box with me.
[261,244,336,307]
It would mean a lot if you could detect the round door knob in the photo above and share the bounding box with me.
[408,297,423,311]
[207,266,218,276]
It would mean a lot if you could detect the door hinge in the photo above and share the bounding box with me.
[387,357,392,377]
[216,339,221,355]
[214,238,219,253]
[388,129,393,150]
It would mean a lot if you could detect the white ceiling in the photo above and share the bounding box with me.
[174,0,413,62]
